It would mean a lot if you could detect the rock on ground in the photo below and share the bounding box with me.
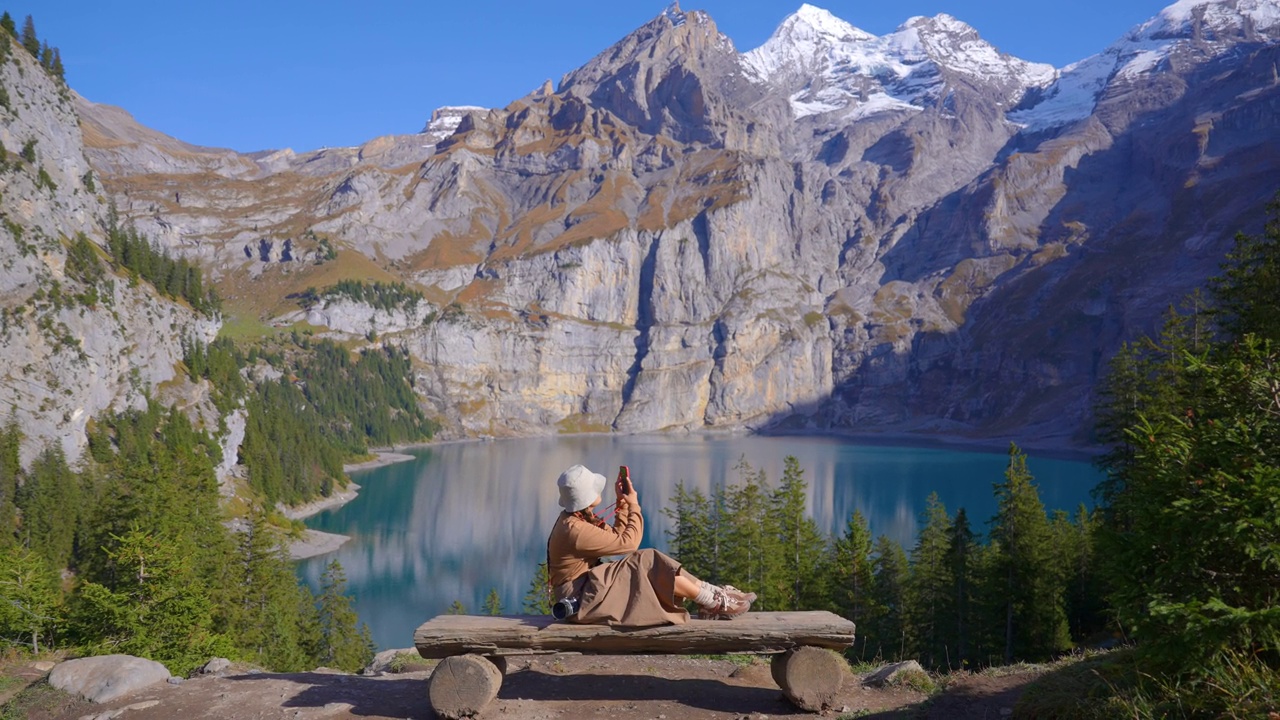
[865,659,926,687]
[47,654,171,703]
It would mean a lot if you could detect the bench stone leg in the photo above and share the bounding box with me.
[771,646,846,712]
[428,654,503,719]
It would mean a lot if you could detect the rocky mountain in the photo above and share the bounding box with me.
[58,0,1280,448]
[0,42,218,466]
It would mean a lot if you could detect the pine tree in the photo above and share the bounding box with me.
[1211,197,1280,342]
[224,511,314,671]
[663,481,720,583]
[522,563,552,614]
[0,545,62,653]
[1098,333,1280,669]
[1092,196,1280,680]
[944,507,980,669]
[19,15,36,58]
[315,560,375,673]
[50,48,63,80]
[72,528,231,675]
[0,423,20,545]
[15,446,80,571]
[766,456,827,610]
[0,12,15,37]
[483,589,503,616]
[989,444,1070,663]
[1050,505,1105,642]
[447,600,466,615]
[720,459,773,607]
[829,510,875,659]
[905,493,954,669]
[865,535,909,661]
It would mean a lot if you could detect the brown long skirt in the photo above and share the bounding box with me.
[575,548,690,628]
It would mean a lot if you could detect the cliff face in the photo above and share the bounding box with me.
[73,0,1280,446]
[0,42,217,466]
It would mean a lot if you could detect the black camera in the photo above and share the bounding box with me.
[552,596,580,620]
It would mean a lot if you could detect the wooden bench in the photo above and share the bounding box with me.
[413,611,856,718]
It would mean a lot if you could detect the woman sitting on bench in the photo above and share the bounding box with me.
[547,464,755,627]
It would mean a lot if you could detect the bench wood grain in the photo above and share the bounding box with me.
[414,610,855,658]
[414,611,856,715]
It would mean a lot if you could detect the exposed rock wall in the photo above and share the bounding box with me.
[0,43,217,466]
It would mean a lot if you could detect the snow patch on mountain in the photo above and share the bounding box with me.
[420,106,485,143]
[1152,0,1280,36]
[1010,0,1280,131]
[664,1,687,28]
[743,4,1053,120]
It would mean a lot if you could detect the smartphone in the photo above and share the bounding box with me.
[617,465,632,496]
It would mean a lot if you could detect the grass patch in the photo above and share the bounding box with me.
[1014,649,1138,719]
[886,666,939,694]
[387,652,435,674]
[217,312,279,341]
[1009,647,1280,719]
[688,654,760,667]
[1020,648,1280,720]
[0,680,82,720]
[556,414,612,435]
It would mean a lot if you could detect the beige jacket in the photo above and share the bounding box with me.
[547,502,644,601]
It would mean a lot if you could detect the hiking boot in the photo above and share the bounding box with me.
[697,585,755,619]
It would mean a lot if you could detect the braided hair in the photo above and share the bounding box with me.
[572,507,608,529]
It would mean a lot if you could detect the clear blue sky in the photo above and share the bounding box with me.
[25,0,1174,153]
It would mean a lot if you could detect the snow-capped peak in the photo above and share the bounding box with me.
[1141,0,1280,40]
[420,106,485,142]
[902,13,974,35]
[743,3,875,80]
[744,5,1054,121]
[790,3,874,41]
[1010,0,1280,132]
[663,1,686,27]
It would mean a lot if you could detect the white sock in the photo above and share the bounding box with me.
[694,582,721,607]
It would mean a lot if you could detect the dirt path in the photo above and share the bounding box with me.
[6,654,1047,720]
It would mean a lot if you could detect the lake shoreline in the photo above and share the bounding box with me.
[343,451,417,474]
[288,529,351,560]
[368,428,1101,462]
[758,427,1102,463]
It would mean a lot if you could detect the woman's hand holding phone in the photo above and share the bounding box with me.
[616,465,639,511]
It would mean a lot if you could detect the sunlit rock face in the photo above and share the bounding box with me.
[0,48,217,467]
[77,0,1280,447]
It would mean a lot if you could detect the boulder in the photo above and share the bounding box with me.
[865,660,926,688]
[200,657,232,675]
[48,655,170,703]
[366,647,419,675]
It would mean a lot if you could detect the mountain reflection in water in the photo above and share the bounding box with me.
[296,434,1100,650]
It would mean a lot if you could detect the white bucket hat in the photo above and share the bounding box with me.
[557,464,607,512]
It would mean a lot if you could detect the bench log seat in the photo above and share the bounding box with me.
[414,611,856,717]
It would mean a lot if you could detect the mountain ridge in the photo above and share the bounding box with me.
[42,0,1280,450]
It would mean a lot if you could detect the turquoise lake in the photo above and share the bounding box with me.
[296,434,1103,651]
